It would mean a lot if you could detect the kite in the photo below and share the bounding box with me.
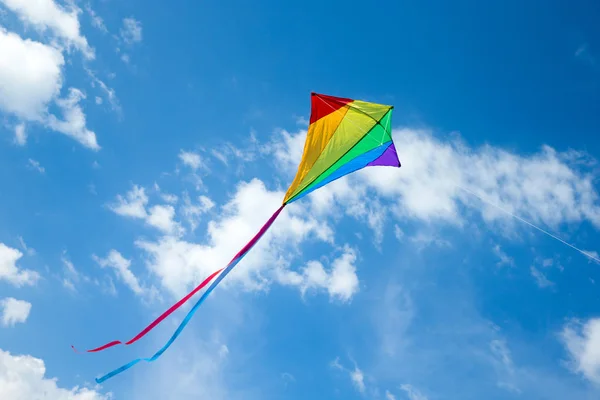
[79,92,402,383]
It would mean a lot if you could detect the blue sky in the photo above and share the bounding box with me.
[1,0,600,399]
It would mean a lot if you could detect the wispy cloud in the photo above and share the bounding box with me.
[17,236,35,256]
[14,123,26,146]
[492,244,514,267]
[576,43,596,67]
[489,339,521,393]
[92,249,146,296]
[179,149,205,171]
[530,265,554,288]
[85,4,107,33]
[120,17,143,44]
[27,159,45,174]
[86,68,121,114]
[329,357,366,394]
[400,384,429,400]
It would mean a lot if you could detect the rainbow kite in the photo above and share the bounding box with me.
[78,92,401,383]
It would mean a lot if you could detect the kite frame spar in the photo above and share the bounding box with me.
[80,92,402,383]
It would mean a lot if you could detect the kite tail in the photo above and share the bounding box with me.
[71,268,223,354]
[95,204,286,384]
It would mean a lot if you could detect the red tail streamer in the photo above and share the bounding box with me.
[72,268,223,353]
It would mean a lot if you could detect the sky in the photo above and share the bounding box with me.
[0,0,600,399]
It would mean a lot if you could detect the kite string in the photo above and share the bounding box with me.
[95,204,287,384]
[455,184,600,264]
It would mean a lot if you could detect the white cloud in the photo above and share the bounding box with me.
[109,184,148,218]
[361,129,600,230]
[14,122,26,145]
[490,339,514,374]
[375,283,414,358]
[136,179,333,297]
[489,339,520,393]
[399,384,429,400]
[153,183,178,204]
[561,318,600,384]
[350,364,366,393]
[409,230,452,250]
[109,184,185,235]
[211,149,228,165]
[276,246,360,302]
[62,278,75,291]
[17,236,35,256]
[0,297,31,326]
[0,0,94,58]
[86,68,120,113]
[120,17,142,44]
[209,140,259,168]
[46,87,99,150]
[131,327,239,400]
[281,372,295,385]
[0,243,39,287]
[329,357,366,394]
[394,225,404,241]
[584,250,600,264]
[295,115,309,127]
[385,390,397,400]
[271,128,307,175]
[0,348,111,399]
[270,127,600,255]
[93,250,144,295]
[179,150,204,170]
[530,265,554,288]
[492,244,514,267]
[147,204,183,235]
[60,252,89,291]
[162,193,179,204]
[27,158,44,174]
[575,43,596,67]
[0,27,64,120]
[85,4,107,33]
[330,357,343,370]
[181,193,215,232]
[0,27,99,150]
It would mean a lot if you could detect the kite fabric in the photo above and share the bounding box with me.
[87,92,402,383]
[283,93,399,205]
